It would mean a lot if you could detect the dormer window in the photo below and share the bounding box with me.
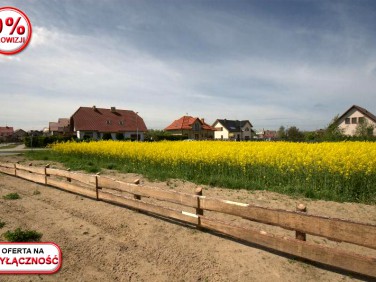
[119,121,124,125]
[106,120,111,125]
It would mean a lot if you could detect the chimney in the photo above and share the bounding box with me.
[111,106,116,113]
[92,105,96,111]
[201,118,205,124]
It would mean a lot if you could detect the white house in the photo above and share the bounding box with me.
[212,119,253,140]
[337,105,376,136]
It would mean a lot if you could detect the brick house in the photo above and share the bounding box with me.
[0,126,14,142]
[49,118,71,136]
[164,116,215,140]
[70,106,147,140]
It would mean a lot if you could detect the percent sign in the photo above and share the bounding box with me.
[0,17,25,35]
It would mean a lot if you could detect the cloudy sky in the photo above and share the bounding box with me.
[1,0,376,131]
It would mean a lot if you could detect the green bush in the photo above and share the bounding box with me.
[4,228,43,242]
[0,220,5,228]
[24,135,76,148]
[102,133,113,140]
[116,133,124,140]
[3,193,20,200]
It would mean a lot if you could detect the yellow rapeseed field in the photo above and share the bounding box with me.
[51,141,376,202]
[52,141,376,177]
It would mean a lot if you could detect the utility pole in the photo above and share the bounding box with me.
[136,112,139,141]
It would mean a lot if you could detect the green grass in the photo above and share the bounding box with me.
[3,192,21,200]
[26,150,376,204]
[4,228,43,242]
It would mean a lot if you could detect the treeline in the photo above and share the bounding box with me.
[24,136,76,148]
[144,130,186,141]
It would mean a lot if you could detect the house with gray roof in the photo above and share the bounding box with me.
[337,105,376,136]
[212,119,253,140]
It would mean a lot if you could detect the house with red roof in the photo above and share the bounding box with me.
[164,115,215,140]
[0,126,14,142]
[70,106,147,140]
[49,118,71,136]
[337,105,376,136]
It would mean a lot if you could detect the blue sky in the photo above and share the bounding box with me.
[1,0,376,131]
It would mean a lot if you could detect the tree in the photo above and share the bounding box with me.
[277,126,286,140]
[355,119,375,138]
[323,115,344,141]
[116,133,125,140]
[102,133,113,140]
[285,126,304,142]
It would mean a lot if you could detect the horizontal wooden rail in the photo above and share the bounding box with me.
[15,169,46,184]
[15,163,45,175]
[0,165,15,175]
[0,162,16,169]
[98,176,198,208]
[200,218,376,277]
[46,178,97,199]
[0,162,375,277]
[99,191,199,225]
[46,168,96,186]
[199,197,376,250]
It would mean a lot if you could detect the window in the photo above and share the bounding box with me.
[245,127,249,131]
[193,123,200,131]
[106,120,111,125]
[351,117,357,124]
[359,117,365,124]
[345,118,350,124]
[220,127,223,131]
[119,121,124,125]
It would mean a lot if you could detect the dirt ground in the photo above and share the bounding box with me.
[0,155,375,282]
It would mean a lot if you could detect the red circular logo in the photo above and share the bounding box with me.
[0,7,32,55]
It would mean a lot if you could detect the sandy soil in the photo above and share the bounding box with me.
[0,155,375,282]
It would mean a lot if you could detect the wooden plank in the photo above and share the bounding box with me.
[98,176,198,208]
[47,178,97,199]
[200,197,376,249]
[46,168,96,186]
[0,162,16,169]
[200,217,376,278]
[0,166,15,175]
[97,176,121,189]
[15,169,46,184]
[99,191,198,225]
[15,163,46,175]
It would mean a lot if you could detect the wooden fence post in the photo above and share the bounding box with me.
[195,187,203,216]
[44,164,50,185]
[45,164,50,176]
[133,179,141,200]
[95,173,100,201]
[66,168,71,182]
[296,204,307,241]
[15,161,19,177]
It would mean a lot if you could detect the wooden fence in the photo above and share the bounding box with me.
[0,162,375,277]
